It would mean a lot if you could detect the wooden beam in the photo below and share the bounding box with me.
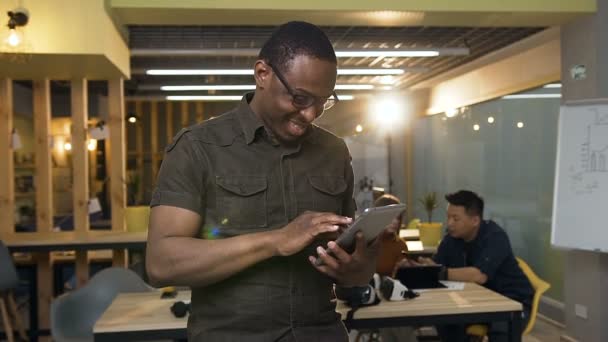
[150,101,159,179]
[71,78,90,287]
[33,79,53,232]
[33,79,53,336]
[135,101,144,204]
[181,102,189,128]
[108,78,128,267]
[0,78,14,239]
[166,101,174,143]
[195,101,204,122]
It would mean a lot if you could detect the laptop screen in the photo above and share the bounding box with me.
[395,265,446,290]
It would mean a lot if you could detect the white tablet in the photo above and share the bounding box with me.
[335,203,406,251]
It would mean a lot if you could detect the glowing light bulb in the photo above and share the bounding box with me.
[487,116,495,124]
[128,116,137,123]
[473,124,480,131]
[64,142,72,151]
[517,122,524,128]
[355,124,363,133]
[87,139,97,151]
[7,29,20,47]
[445,108,458,118]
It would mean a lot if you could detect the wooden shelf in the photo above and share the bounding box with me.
[15,191,35,198]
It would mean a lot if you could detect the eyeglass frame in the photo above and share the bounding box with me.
[266,62,339,112]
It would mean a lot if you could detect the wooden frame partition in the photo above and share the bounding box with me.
[0,78,15,240]
[1,76,141,340]
[71,78,90,287]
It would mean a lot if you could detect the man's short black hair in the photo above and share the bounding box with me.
[445,190,484,218]
[258,21,337,73]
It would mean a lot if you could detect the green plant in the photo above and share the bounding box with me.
[418,191,438,223]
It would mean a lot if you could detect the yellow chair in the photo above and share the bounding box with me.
[125,206,150,232]
[406,218,421,229]
[466,257,551,339]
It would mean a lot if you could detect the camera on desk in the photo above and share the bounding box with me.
[380,276,419,301]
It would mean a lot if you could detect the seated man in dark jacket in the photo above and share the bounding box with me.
[397,190,533,342]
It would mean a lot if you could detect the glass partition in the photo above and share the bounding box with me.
[412,84,564,300]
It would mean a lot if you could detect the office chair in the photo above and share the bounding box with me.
[50,267,153,342]
[466,257,551,340]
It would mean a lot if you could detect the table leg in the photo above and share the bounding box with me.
[508,311,523,342]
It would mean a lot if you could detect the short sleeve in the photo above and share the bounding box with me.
[150,129,206,216]
[474,231,511,280]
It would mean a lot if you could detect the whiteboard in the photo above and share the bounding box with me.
[552,100,608,252]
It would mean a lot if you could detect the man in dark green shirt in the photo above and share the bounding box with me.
[146,21,398,341]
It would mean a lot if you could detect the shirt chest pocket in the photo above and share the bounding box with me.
[308,175,347,215]
[216,175,268,229]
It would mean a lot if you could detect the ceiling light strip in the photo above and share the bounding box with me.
[131,47,469,58]
[158,84,374,91]
[144,69,408,76]
[165,95,355,101]
[502,94,561,99]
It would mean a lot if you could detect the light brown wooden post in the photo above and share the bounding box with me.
[135,101,144,204]
[181,102,189,128]
[166,101,174,144]
[71,78,90,287]
[33,78,53,334]
[150,101,159,180]
[34,79,54,232]
[0,78,15,239]
[108,78,128,267]
[195,101,204,122]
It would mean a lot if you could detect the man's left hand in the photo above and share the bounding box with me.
[309,217,400,287]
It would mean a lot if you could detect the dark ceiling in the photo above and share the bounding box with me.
[126,25,545,98]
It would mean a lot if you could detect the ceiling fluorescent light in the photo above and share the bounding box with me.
[167,95,355,101]
[336,50,439,57]
[148,69,254,75]
[132,47,468,58]
[147,69,404,76]
[335,84,374,90]
[338,69,404,75]
[161,84,374,91]
[502,94,561,99]
[162,85,256,91]
[543,83,562,88]
[167,95,245,101]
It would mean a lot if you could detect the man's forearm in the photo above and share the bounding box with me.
[447,267,488,284]
[146,231,278,288]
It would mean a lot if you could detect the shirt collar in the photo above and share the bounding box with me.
[236,93,265,145]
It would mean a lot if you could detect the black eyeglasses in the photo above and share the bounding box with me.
[267,63,339,112]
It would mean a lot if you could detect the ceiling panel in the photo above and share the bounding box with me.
[127,25,545,96]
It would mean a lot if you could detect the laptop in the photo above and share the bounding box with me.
[395,265,447,290]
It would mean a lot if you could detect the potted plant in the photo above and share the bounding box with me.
[417,192,443,247]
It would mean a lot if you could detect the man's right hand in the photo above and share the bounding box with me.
[273,211,352,257]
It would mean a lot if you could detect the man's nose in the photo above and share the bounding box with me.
[299,103,323,123]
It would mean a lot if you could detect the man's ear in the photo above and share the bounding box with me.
[472,215,481,227]
[254,60,271,89]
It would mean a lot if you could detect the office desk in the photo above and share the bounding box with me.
[4,231,148,252]
[94,283,522,342]
[95,291,190,341]
[337,283,523,342]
